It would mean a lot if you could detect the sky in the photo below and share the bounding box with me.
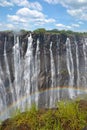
[0,0,87,32]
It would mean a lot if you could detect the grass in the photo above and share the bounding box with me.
[56,100,87,130]
[0,100,87,130]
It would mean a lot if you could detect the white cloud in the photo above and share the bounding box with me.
[6,23,15,29]
[7,7,56,30]
[67,9,87,20]
[7,15,20,22]
[28,1,42,11]
[11,0,28,7]
[44,0,87,7]
[0,0,42,11]
[44,18,56,23]
[78,21,84,24]
[67,9,82,17]
[55,22,81,30]
[16,8,45,19]
[0,23,2,26]
[34,18,56,26]
[44,0,59,4]
[0,22,16,30]
[44,0,87,21]
[56,23,72,30]
[7,14,27,23]
[11,0,42,11]
[71,23,80,27]
[0,0,13,7]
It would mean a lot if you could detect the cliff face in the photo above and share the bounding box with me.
[0,32,86,89]
[0,32,71,89]
[31,33,86,89]
[0,31,87,120]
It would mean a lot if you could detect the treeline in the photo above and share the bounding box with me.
[33,28,87,36]
[21,28,87,36]
[1,28,87,36]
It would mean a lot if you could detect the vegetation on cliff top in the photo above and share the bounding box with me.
[33,28,87,36]
[0,100,87,130]
[0,28,87,36]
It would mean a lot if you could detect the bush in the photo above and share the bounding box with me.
[56,101,87,130]
[1,100,87,130]
[33,28,46,34]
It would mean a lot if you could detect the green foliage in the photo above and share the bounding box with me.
[56,101,87,130]
[33,28,46,34]
[1,28,87,36]
[20,29,30,35]
[1,100,87,130]
[11,104,39,130]
[46,29,60,34]
[33,28,87,36]
[41,110,58,130]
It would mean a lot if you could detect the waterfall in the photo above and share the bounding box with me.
[44,47,47,73]
[66,38,75,98]
[84,38,87,68]
[83,38,87,89]
[57,38,60,84]
[75,39,80,94]
[50,42,56,107]
[4,37,15,103]
[57,36,60,100]
[13,36,23,109]
[23,34,33,108]
[84,38,87,72]
[44,45,49,107]
[32,39,40,107]
[0,65,8,120]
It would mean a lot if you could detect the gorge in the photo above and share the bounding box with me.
[0,31,87,121]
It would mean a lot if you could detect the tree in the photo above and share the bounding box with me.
[33,28,46,34]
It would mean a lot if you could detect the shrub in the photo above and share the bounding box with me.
[33,28,46,34]
[56,100,87,130]
[1,100,87,130]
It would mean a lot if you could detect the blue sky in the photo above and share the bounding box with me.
[0,0,87,32]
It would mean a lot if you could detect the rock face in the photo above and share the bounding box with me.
[0,31,87,120]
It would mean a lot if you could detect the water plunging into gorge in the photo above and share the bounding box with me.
[66,38,74,98]
[0,33,87,120]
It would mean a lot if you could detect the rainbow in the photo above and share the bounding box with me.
[0,86,87,121]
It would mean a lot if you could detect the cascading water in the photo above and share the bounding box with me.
[44,44,50,107]
[66,38,75,98]
[4,37,15,103]
[57,36,60,84]
[50,42,56,107]
[23,34,33,108]
[75,39,80,94]
[0,65,8,120]
[13,36,23,109]
[82,38,87,89]
[32,39,40,107]
[56,35,60,100]
[84,38,87,68]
